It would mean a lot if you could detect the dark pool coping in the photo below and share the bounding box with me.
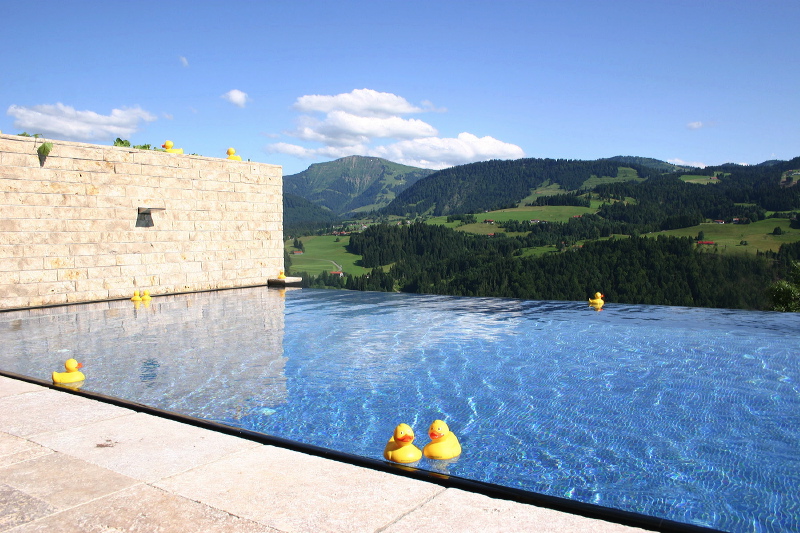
[2,369,723,533]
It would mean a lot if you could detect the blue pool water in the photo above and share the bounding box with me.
[1,287,799,532]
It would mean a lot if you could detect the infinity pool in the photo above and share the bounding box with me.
[1,287,798,532]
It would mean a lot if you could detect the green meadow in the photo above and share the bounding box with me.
[649,218,796,255]
[680,175,720,185]
[427,205,599,235]
[286,235,370,276]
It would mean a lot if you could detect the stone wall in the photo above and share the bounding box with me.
[0,133,283,310]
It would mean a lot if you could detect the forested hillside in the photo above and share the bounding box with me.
[341,223,788,309]
[601,155,691,172]
[382,158,663,216]
[283,193,338,236]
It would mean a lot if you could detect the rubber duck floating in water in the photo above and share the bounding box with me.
[588,292,605,309]
[52,358,85,384]
[423,419,461,460]
[161,140,184,154]
[131,290,142,302]
[226,147,242,161]
[141,290,151,301]
[383,423,422,464]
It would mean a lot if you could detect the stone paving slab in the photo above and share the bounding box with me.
[29,411,260,483]
[0,377,41,398]
[155,444,446,533]
[0,433,51,468]
[383,487,647,533]
[0,387,131,437]
[6,483,278,533]
[1,451,136,514]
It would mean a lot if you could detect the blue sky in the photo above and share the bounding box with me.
[2,1,797,175]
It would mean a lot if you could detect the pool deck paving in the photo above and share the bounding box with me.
[0,376,650,533]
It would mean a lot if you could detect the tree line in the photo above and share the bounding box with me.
[292,221,794,310]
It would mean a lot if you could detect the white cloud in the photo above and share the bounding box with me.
[421,99,447,113]
[293,110,438,146]
[267,88,524,169]
[6,103,156,141]
[179,56,189,67]
[266,142,368,160]
[372,133,525,169]
[294,88,422,117]
[268,133,524,170]
[222,89,249,108]
[667,158,706,168]
[687,121,704,130]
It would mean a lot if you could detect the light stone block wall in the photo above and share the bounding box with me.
[0,133,283,310]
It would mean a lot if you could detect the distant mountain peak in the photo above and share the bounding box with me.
[283,155,435,215]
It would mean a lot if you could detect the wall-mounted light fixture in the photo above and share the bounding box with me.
[136,207,165,228]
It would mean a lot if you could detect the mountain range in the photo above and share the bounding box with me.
[282,155,691,228]
[282,154,799,234]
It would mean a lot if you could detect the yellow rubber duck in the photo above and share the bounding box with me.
[278,270,286,280]
[226,147,242,161]
[131,290,142,302]
[383,423,422,463]
[423,419,461,460]
[162,140,184,154]
[52,358,85,384]
[141,290,151,301]
[589,292,605,308]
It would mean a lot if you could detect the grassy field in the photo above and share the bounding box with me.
[581,167,644,189]
[425,203,613,235]
[680,175,720,185]
[649,218,797,255]
[516,182,563,206]
[286,235,371,276]
[456,206,598,234]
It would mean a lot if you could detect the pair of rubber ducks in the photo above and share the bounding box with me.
[131,290,152,302]
[52,358,85,384]
[383,420,461,464]
[162,141,243,160]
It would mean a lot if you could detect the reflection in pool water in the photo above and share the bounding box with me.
[1,287,798,532]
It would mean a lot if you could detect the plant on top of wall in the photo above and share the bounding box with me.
[17,133,53,165]
[37,141,53,159]
[113,137,200,156]
[114,138,168,151]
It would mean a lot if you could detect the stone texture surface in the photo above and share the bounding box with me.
[0,133,283,310]
[6,483,278,533]
[156,445,446,532]
[0,432,51,468]
[30,412,260,483]
[0,451,137,510]
[382,487,648,533]
[0,388,132,437]
[0,376,42,397]
[0,483,58,532]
